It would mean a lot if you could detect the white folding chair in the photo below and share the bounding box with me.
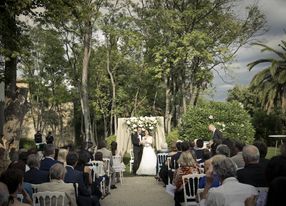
[129,149,134,173]
[32,191,65,206]
[112,155,125,184]
[157,153,168,175]
[91,160,106,196]
[182,173,206,206]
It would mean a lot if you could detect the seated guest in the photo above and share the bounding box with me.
[168,142,178,157]
[194,139,204,163]
[230,140,245,169]
[0,182,9,206]
[0,169,32,206]
[173,151,199,206]
[24,154,49,184]
[170,141,183,169]
[8,161,33,201]
[96,141,116,189]
[64,152,100,206]
[37,163,77,206]
[200,158,257,206]
[215,144,230,157]
[57,149,68,166]
[253,141,269,170]
[40,144,61,171]
[199,155,225,188]
[237,145,267,187]
[266,177,286,206]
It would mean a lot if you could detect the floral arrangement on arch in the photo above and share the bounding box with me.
[125,116,158,132]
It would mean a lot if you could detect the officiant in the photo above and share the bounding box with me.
[131,127,144,175]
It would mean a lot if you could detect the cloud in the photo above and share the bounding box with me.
[210,0,286,101]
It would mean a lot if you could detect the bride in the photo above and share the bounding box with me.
[136,129,157,175]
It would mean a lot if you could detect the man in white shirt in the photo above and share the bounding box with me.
[200,158,257,206]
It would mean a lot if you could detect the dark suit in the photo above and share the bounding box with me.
[24,167,49,184]
[213,129,223,141]
[64,166,100,206]
[237,163,267,187]
[131,132,143,174]
[40,157,61,171]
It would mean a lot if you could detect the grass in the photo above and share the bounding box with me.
[266,147,280,159]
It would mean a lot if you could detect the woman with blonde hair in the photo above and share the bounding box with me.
[173,151,200,206]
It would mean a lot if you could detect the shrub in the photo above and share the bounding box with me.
[19,138,36,150]
[180,101,255,144]
[106,135,117,149]
[166,129,180,147]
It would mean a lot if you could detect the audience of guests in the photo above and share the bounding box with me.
[237,145,267,187]
[39,144,61,171]
[200,158,257,206]
[173,151,199,206]
[64,152,100,206]
[24,154,49,184]
[0,169,32,206]
[36,163,76,206]
[230,140,245,168]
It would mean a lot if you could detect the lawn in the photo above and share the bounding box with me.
[266,147,280,159]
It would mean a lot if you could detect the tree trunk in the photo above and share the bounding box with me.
[80,20,94,145]
[0,82,4,136]
[106,46,116,136]
[164,74,172,134]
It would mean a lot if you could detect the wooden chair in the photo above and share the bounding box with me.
[32,191,65,206]
[182,173,206,206]
[157,153,168,175]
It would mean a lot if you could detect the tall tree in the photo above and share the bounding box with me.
[248,40,286,113]
[0,0,38,144]
[130,0,265,132]
[40,0,105,144]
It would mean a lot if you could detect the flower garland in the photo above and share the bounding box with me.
[125,116,158,132]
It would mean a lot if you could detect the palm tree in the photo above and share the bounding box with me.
[248,40,286,113]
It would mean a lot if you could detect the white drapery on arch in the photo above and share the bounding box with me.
[116,117,166,155]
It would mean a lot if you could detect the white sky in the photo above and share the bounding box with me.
[210,0,286,101]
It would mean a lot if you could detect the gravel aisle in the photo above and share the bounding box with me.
[101,176,174,206]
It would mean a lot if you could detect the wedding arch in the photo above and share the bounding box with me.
[116,116,166,155]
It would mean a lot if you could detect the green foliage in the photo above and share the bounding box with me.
[248,40,286,113]
[252,109,285,145]
[227,85,259,115]
[19,138,36,150]
[166,129,180,147]
[106,135,116,149]
[180,101,255,144]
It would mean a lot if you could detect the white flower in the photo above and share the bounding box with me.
[209,115,214,120]
[126,120,131,125]
[222,124,226,128]
[149,126,154,130]
[239,102,244,108]
[132,124,137,128]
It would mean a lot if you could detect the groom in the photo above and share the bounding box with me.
[131,127,144,175]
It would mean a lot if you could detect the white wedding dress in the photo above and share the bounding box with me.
[136,135,157,175]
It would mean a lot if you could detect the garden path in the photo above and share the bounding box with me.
[101,176,174,206]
